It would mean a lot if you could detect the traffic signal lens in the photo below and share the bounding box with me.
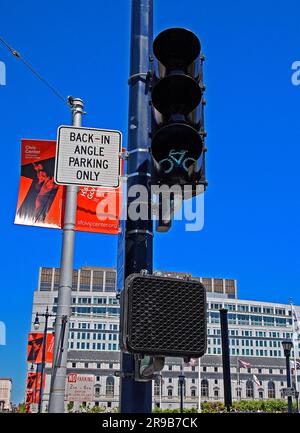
[151,123,203,166]
[152,74,202,118]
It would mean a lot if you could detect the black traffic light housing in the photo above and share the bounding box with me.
[150,28,207,193]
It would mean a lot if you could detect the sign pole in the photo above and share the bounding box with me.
[119,0,153,413]
[48,98,84,413]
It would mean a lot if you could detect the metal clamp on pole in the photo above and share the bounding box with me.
[114,371,134,379]
[119,150,129,160]
[128,71,151,85]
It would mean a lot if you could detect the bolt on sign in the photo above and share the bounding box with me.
[55,126,122,187]
[67,374,94,402]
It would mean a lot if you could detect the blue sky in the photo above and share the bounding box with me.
[0,0,300,404]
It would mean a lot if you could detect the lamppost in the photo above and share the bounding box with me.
[178,369,185,413]
[156,373,163,409]
[33,306,55,413]
[282,339,294,413]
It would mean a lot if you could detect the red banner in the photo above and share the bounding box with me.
[25,370,46,412]
[27,332,54,364]
[15,139,122,234]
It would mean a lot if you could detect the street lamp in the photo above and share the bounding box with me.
[33,306,55,413]
[33,314,40,330]
[282,339,293,413]
[178,370,185,414]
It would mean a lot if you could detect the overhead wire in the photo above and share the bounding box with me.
[0,36,71,108]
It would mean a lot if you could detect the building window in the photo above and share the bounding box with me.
[167,387,173,397]
[259,390,264,399]
[72,270,78,290]
[246,380,254,399]
[84,363,89,368]
[72,363,76,368]
[93,271,104,292]
[268,381,276,399]
[40,268,52,291]
[106,376,114,397]
[95,386,100,397]
[201,380,209,398]
[202,278,212,292]
[168,365,172,371]
[154,379,160,397]
[214,279,224,293]
[225,280,235,296]
[191,388,196,398]
[214,389,219,398]
[53,269,60,290]
[105,271,116,291]
[80,270,91,291]
[214,367,218,372]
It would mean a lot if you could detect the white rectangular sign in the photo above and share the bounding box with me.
[55,126,122,187]
[67,374,94,402]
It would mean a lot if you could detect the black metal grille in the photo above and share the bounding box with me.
[121,274,207,358]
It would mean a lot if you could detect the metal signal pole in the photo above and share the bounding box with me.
[120,0,153,413]
[220,309,232,411]
[48,98,84,413]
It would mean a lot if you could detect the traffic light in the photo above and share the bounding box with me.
[120,273,207,359]
[150,28,207,192]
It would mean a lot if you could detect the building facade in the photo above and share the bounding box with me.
[0,378,12,411]
[28,266,300,411]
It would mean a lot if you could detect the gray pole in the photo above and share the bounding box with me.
[48,98,84,413]
[38,307,49,413]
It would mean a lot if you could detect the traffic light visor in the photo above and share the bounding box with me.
[153,28,201,71]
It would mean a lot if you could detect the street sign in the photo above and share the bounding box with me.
[67,374,94,402]
[55,126,122,187]
[283,387,295,397]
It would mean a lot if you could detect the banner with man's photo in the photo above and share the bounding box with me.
[14,139,122,234]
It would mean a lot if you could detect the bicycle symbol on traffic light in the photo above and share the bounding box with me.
[159,149,196,173]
